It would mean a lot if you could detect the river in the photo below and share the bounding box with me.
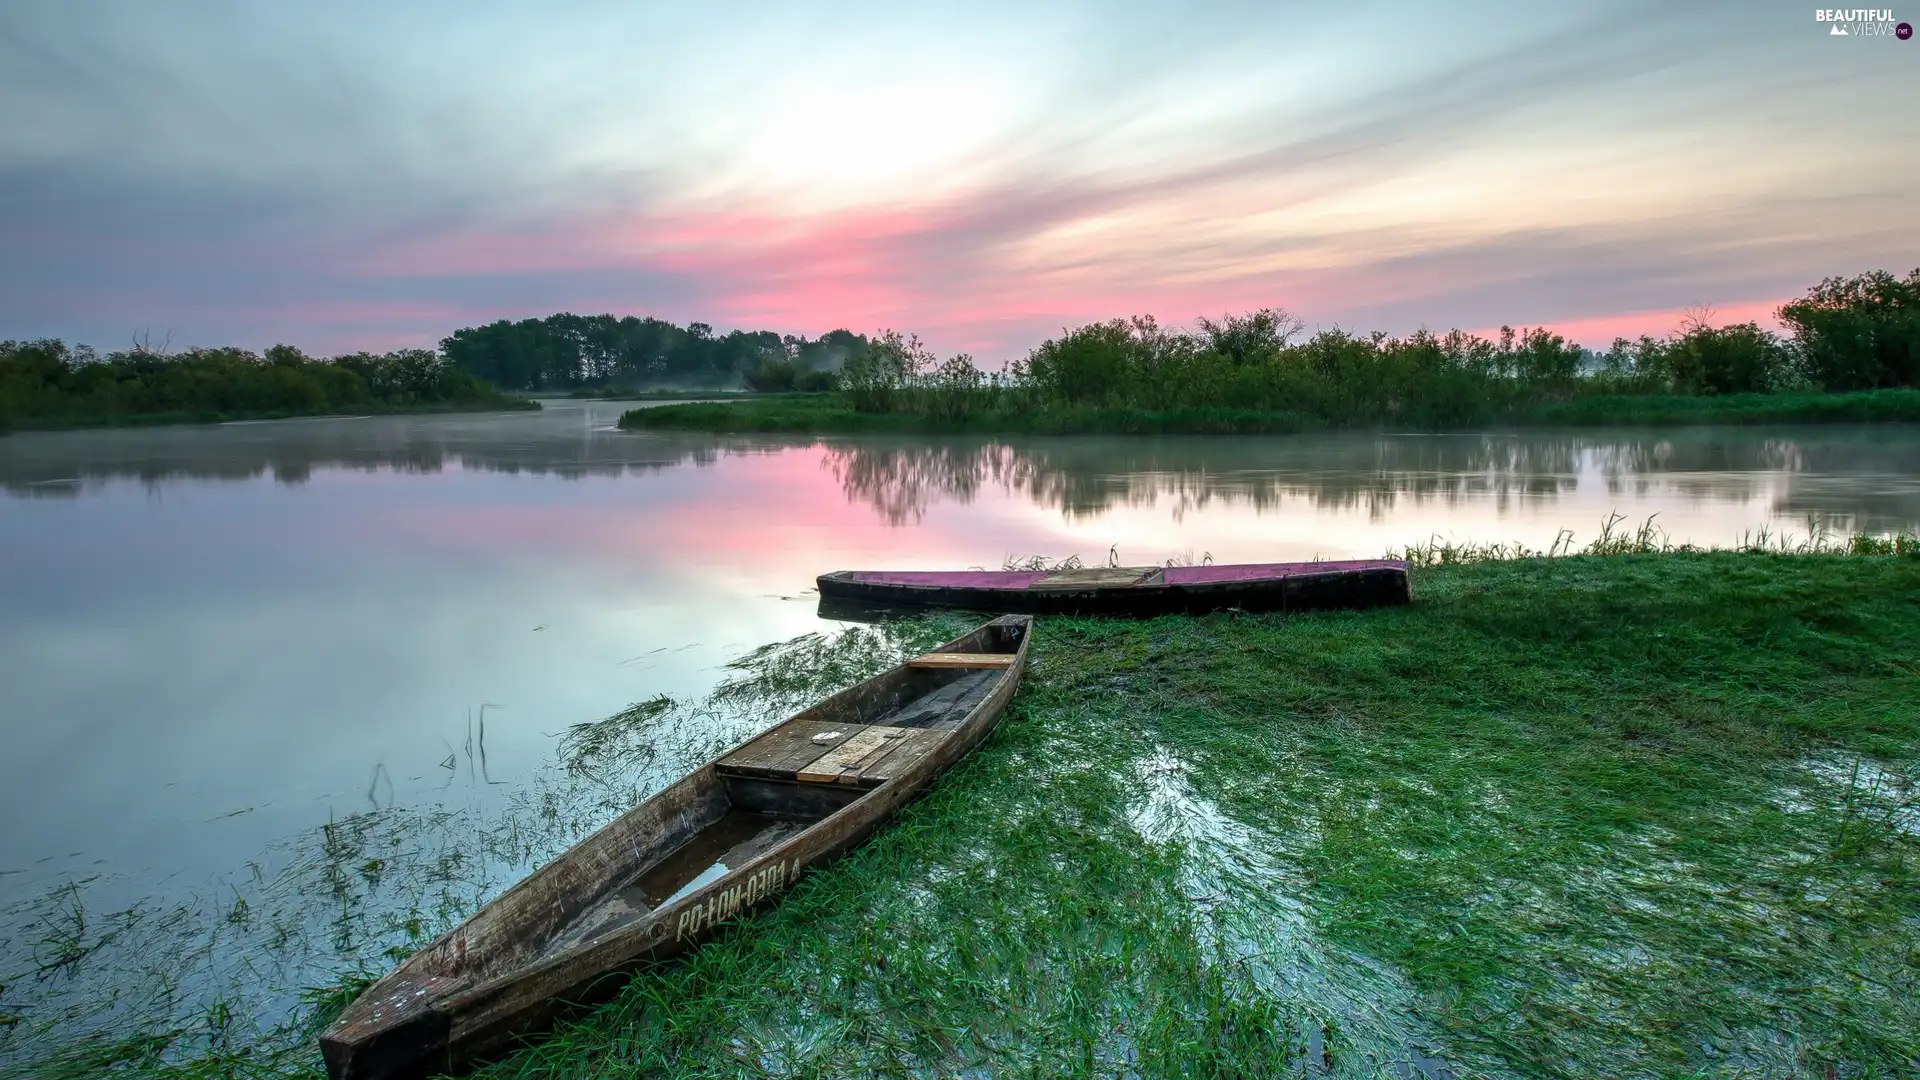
[2,400,1917,1055]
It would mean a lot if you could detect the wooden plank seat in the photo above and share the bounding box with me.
[717,721,941,788]
[716,669,1002,787]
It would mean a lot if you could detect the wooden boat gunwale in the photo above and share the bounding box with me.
[817,559,1412,617]
[320,614,1031,1080]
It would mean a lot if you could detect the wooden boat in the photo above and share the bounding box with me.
[817,560,1410,618]
[320,615,1032,1080]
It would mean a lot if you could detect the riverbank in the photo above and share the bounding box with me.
[19,544,1918,1079]
[619,388,1920,435]
[557,388,802,401]
[489,549,1920,1079]
[2,398,541,434]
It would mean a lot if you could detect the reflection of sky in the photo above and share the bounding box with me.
[3,2,1917,356]
[3,405,1920,911]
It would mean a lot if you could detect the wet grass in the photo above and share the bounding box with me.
[9,547,1920,1077]
[462,549,1920,1079]
[618,389,1920,436]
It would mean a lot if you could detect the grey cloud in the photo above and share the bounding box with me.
[3,0,1916,356]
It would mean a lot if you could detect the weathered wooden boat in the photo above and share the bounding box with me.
[320,615,1032,1080]
[816,560,1410,618]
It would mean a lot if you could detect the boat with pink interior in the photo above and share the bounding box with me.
[816,560,1410,617]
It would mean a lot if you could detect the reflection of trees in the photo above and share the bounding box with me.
[9,411,1918,535]
[0,407,751,498]
[821,429,1920,532]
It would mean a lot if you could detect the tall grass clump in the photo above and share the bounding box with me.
[1391,511,1920,567]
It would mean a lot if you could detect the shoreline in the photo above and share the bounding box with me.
[9,548,1918,1078]
[1,398,542,436]
[618,388,1920,436]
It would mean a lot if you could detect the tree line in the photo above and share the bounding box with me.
[0,342,527,432]
[827,268,1920,427]
[6,267,1914,433]
[438,314,872,392]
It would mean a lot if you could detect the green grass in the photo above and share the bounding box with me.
[620,401,1319,435]
[563,389,829,402]
[619,389,1920,436]
[10,550,1920,1078]
[1521,388,1920,427]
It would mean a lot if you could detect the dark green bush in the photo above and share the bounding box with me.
[0,340,525,429]
[1779,268,1920,390]
[1655,321,1792,395]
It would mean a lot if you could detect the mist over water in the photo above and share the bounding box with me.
[2,400,1918,1058]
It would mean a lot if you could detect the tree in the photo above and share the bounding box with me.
[1778,269,1920,390]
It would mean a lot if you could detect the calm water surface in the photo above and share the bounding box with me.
[2,400,1917,1050]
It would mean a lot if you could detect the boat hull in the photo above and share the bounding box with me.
[321,617,1030,1080]
[817,560,1411,617]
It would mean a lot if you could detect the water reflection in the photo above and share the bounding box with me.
[8,412,1918,534]
[3,405,1918,1070]
[819,429,1920,534]
[0,405,730,497]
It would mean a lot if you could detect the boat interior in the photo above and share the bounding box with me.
[495,619,1027,966]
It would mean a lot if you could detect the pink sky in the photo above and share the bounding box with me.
[2,3,1916,358]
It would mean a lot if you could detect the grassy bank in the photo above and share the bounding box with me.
[24,544,1919,1079]
[620,387,1920,435]
[556,388,765,400]
[479,552,1920,1080]
[619,399,1320,435]
[1526,388,1920,427]
[606,390,837,406]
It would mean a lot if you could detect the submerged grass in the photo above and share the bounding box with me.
[10,545,1920,1078]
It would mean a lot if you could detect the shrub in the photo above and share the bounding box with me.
[1779,269,1920,391]
[919,353,985,419]
[840,330,930,412]
[1658,321,1792,395]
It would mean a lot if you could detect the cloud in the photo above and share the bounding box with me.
[2,0,1916,356]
